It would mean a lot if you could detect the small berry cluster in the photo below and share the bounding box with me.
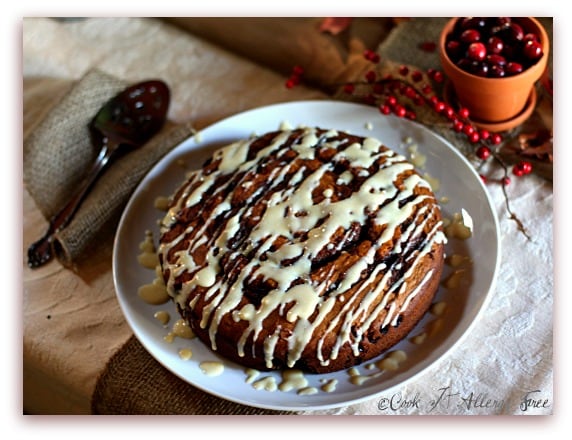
[285,65,304,89]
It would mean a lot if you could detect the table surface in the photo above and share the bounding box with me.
[21,17,554,417]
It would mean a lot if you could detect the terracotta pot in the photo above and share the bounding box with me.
[439,17,549,128]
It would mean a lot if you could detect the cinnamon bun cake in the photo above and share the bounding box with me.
[158,127,446,374]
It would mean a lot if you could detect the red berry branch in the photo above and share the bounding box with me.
[285,52,532,239]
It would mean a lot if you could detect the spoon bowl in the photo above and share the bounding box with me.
[27,79,170,268]
[91,80,170,147]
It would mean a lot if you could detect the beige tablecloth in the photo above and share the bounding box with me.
[22,17,553,417]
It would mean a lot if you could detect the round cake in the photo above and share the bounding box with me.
[158,126,446,374]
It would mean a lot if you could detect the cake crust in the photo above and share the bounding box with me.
[158,127,446,373]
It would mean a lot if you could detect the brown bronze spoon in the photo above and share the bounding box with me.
[27,80,170,268]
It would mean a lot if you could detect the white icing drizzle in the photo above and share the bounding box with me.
[199,361,224,376]
[278,369,308,392]
[320,378,338,393]
[244,368,260,384]
[158,127,446,370]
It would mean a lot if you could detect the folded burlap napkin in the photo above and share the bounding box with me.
[23,69,196,268]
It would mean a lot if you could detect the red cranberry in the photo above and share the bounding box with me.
[419,41,437,52]
[506,61,523,75]
[443,105,455,119]
[505,22,524,41]
[490,24,508,38]
[486,36,504,54]
[471,61,490,77]
[467,42,487,61]
[489,64,506,78]
[476,145,491,159]
[379,104,391,115]
[490,22,513,41]
[406,111,417,120]
[460,17,487,30]
[486,54,507,66]
[463,124,475,136]
[468,131,480,143]
[363,49,380,63]
[512,162,531,176]
[365,70,376,82]
[404,86,416,98]
[458,107,470,119]
[412,70,423,82]
[520,161,533,174]
[446,40,463,60]
[523,40,543,60]
[421,84,433,94]
[513,160,533,176]
[432,70,444,82]
[495,17,512,27]
[456,58,472,71]
[394,105,406,117]
[523,33,539,43]
[433,100,446,112]
[490,133,502,144]
[461,29,481,43]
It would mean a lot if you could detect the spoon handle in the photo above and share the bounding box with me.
[27,143,116,268]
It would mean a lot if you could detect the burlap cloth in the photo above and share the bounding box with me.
[23,69,196,268]
[92,336,295,415]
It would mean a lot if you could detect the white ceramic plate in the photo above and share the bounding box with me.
[113,100,500,411]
